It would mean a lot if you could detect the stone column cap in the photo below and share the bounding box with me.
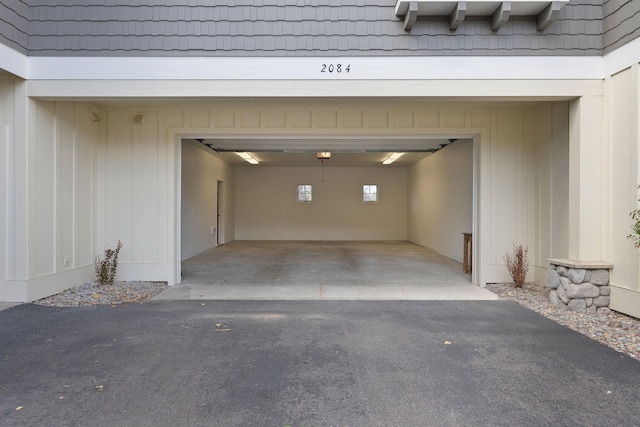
[547,258,613,269]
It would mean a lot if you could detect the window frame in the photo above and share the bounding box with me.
[362,184,379,203]
[296,184,313,203]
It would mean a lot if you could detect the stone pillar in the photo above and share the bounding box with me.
[547,259,613,315]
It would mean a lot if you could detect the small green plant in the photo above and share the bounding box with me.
[504,244,529,288]
[94,240,122,286]
[628,187,640,248]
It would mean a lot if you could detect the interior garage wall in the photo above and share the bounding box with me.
[607,64,640,318]
[235,166,407,241]
[407,140,473,262]
[181,140,235,260]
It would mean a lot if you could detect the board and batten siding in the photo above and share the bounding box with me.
[607,64,640,318]
[101,109,171,280]
[0,96,98,301]
[0,78,15,301]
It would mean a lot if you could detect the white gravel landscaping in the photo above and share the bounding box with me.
[33,281,168,307]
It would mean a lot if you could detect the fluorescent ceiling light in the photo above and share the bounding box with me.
[382,152,404,165]
[236,152,259,165]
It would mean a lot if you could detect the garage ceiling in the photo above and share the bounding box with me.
[191,136,456,167]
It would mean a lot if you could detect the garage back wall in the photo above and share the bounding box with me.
[235,166,407,241]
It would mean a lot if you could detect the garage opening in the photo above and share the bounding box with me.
[179,135,475,294]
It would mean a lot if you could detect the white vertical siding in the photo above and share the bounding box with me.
[55,102,75,272]
[106,110,134,263]
[35,101,56,277]
[549,103,571,260]
[132,110,160,264]
[99,108,176,281]
[74,104,97,269]
[0,79,13,300]
[0,98,99,301]
[491,110,523,266]
[608,64,640,317]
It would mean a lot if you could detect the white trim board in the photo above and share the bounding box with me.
[604,36,640,76]
[1,39,639,82]
[25,79,603,100]
[27,56,603,81]
[0,43,28,78]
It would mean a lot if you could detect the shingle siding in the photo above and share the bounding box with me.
[0,1,615,57]
[0,0,29,53]
[603,0,640,53]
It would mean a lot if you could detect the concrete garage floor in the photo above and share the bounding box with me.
[156,241,497,301]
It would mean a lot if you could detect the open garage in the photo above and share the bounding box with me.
[0,93,576,302]
[2,0,640,317]
[180,132,475,291]
[168,98,570,294]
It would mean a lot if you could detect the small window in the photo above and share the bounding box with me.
[363,184,378,202]
[297,184,313,202]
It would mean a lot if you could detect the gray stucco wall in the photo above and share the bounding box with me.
[0,0,29,54]
[604,0,640,53]
[5,0,602,57]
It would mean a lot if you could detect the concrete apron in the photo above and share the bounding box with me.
[155,241,497,301]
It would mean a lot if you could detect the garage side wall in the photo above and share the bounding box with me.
[408,139,473,262]
[181,140,235,259]
[407,106,565,284]
[235,166,407,241]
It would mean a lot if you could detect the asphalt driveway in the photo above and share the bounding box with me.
[1,300,639,426]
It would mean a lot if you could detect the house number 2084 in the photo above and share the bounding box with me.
[321,64,350,73]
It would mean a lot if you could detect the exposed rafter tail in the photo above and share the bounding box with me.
[537,1,563,32]
[491,2,511,32]
[403,1,419,32]
[449,1,467,31]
